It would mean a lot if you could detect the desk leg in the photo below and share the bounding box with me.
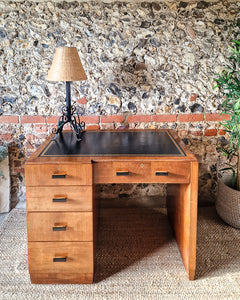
[167,161,198,280]
[93,183,98,263]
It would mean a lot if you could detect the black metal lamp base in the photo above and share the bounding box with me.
[52,112,85,142]
[52,81,85,142]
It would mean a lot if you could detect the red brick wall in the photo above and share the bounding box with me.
[0,113,226,145]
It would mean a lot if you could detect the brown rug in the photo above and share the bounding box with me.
[0,207,240,299]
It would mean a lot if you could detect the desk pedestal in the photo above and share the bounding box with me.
[167,161,198,280]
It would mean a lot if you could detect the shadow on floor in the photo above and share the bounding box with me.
[94,208,176,282]
[94,206,240,282]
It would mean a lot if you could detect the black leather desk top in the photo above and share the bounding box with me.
[39,131,185,157]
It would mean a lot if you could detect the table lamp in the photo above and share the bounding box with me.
[46,47,87,141]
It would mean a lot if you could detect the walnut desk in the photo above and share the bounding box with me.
[25,130,198,284]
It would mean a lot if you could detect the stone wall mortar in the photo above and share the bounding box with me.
[0,0,239,206]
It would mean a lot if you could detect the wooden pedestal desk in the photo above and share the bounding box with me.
[25,130,198,283]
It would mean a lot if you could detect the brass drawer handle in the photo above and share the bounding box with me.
[155,171,169,176]
[52,223,67,231]
[116,171,129,176]
[52,197,67,203]
[53,256,67,262]
[52,174,66,179]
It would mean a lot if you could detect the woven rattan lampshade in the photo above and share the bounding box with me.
[46,47,87,82]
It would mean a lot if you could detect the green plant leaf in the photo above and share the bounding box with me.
[213,36,240,189]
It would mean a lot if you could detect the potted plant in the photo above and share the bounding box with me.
[214,38,240,228]
[0,145,10,213]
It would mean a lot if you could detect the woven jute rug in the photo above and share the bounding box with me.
[0,207,240,300]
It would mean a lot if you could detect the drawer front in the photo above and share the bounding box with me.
[94,161,151,183]
[94,161,190,184]
[26,186,93,211]
[151,162,190,183]
[25,164,92,186]
[28,242,93,274]
[27,212,93,241]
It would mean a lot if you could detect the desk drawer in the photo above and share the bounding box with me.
[28,241,93,276]
[151,162,190,183]
[25,164,92,186]
[94,161,151,183]
[27,212,93,241]
[94,161,190,184]
[26,186,93,211]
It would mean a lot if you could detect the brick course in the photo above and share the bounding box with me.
[86,125,100,130]
[0,133,13,141]
[0,113,228,144]
[205,129,217,136]
[152,115,177,122]
[218,129,226,135]
[80,116,99,124]
[0,114,229,127]
[190,130,203,136]
[127,115,151,123]
[205,113,230,121]
[21,116,46,124]
[46,116,59,124]
[178,114,204,122]
[77,97,88,105]
[0,116,19,123]
[101,115,124,123]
